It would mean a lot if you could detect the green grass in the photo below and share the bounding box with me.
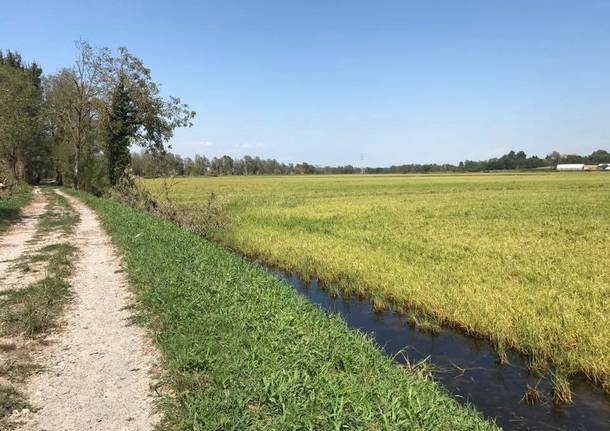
[144,173,610,391]
[74,190,497,430]
[0,183,31,233]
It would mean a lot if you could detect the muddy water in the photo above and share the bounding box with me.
[271,270,610,431]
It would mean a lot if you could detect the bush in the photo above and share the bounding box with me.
[0,161,19,198]
[110,173,230,239]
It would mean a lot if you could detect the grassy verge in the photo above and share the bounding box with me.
[73,191,497,430]
[0,183,31,233]
[0,188,78,425]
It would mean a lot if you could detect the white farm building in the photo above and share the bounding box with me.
[556,164,585,171]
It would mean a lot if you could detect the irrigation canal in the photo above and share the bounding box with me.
[270,269,610,431]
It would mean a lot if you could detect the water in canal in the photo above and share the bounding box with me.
[271,270,610,431]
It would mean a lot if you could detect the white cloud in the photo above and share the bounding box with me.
[199,141,214,147]
[235,143,265,150]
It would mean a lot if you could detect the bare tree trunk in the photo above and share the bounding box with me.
[56,168,64,186]
[8,150,22,181]
[74,144,80,190]
[74,121,80,189]
[11,159,18,180]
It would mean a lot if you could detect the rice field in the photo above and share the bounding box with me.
[145,173,610,390]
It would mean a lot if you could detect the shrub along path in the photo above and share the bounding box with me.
[2,190,158,431]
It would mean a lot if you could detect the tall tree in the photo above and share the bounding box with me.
[0,51,44,181]
[46,41,195,190]
[45,41,111,189]
[100,47,195,184]
[106,72,136,185]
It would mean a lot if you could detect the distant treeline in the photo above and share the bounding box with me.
[370,149,610,174]
[132,149,610,177]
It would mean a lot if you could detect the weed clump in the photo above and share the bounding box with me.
[521,385,544,406]
[395,351,436,381]
[494,340,508,365]
[527,355,548,377]
[408,313,441,334]
[0,385,29,419]
[551,372,572,405]
[371,295,387,312]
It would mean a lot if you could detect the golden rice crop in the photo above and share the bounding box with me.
[145,173,610,390]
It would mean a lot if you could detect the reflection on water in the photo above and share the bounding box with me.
[271,270,610,431]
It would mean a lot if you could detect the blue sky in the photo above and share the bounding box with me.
[2,1,610,166]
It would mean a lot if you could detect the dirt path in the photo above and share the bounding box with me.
[0,189,73,292]
[19,190,158,431]
[0,187,46,285]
